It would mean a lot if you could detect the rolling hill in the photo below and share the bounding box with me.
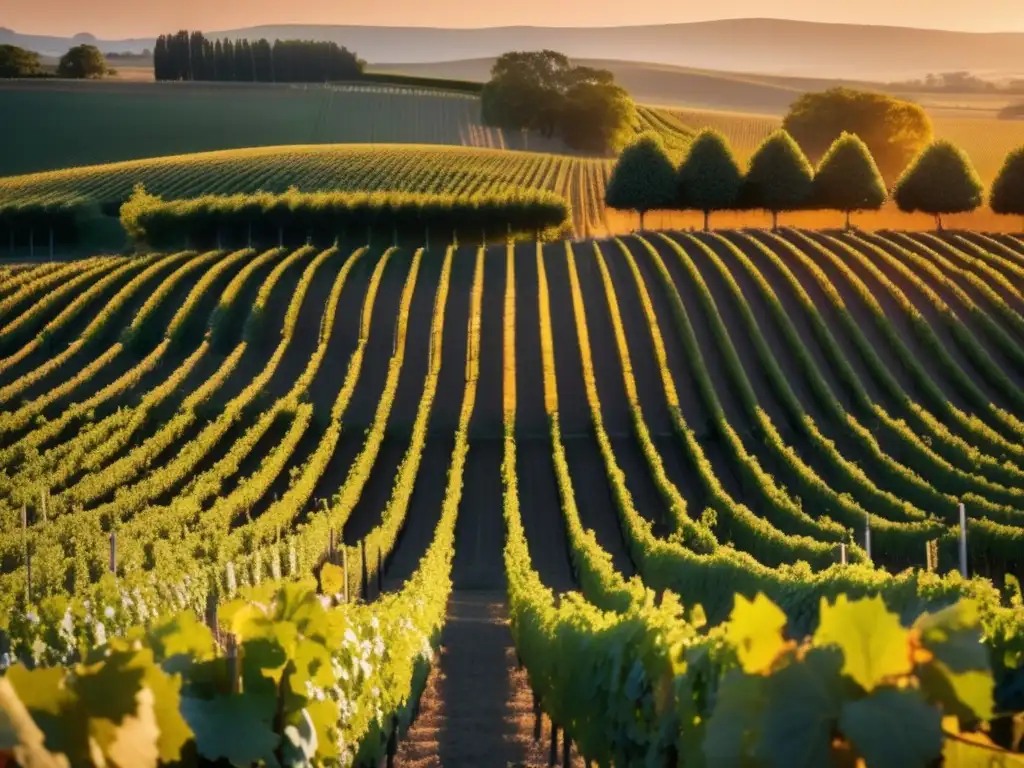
[5,18,1024,80]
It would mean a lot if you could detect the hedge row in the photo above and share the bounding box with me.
[119,185,572,248]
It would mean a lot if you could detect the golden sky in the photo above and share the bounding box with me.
[6,0,1024,38]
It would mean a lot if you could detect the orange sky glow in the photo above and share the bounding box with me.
[5,0,1024,38]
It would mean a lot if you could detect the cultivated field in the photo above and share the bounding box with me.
[1,230,1023,759]
[0,81,578,177]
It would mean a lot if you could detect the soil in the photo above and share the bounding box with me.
[393,592,586,768]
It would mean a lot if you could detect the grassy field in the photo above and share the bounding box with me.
[0,231,1021,758]
[0,80,574,176]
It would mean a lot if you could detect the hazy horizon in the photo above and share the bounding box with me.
[5,1,1024,39]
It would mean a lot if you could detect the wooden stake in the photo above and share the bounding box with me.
[562,731,571,766]
[341,546,349,604]
[840,542,847,565]
[361,539,368,600]
[109,530,117,574]
[532,693,542,741]
[377,546,383,597]
[959,503,968,578]
[549,724,559,766]
[864,513,872,562]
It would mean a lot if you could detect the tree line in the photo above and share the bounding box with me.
[606,127,1024,231]
[153,31,364,83]
[0,43,109,79]
[119,185,571,248]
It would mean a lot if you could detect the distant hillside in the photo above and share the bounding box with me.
[5,19,1024,80]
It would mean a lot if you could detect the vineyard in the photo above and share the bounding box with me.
[1,228,1023,763]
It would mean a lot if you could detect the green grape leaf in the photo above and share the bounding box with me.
[757,648,843,768]
[74,652,147,725]
[291,637,334,691]
[133,650,193,762]
[0,676,70,768]
[918,660,994,723]
[304,699,340,762]
[840,688,943,768]
[703,668,767,767]
[96,686,160,768]
[180,694,280,767]
[6,666,76,757]
[147,611,216,666]
[726,592,788,674]
[913,600,988,673]
[814,594,911,691]
[320,563,346,598]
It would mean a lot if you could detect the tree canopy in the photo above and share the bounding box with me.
[811,132,887,228]
[605,132,678,229]
[678,129,743,230]
[893,140,983,229]
[0,45,44,78]
[990,147,1024,226]
[740,130,814,229]
[57,44,108,79]
[481,50,636,154]
[783,87,933,183]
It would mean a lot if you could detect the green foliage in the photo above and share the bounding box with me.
[604,132,679,226]
[0,44,45,78]
[811,132,887,224]
[57,45,108,79]
[783,87,934,182]
[120,184,571,248]
[990,146,1024,221]
[893,140,984,227]
[481,50,636,154]
[678,129,743,229]
[704,593,1002,767]
[740,130,814,227]
[559,81,638,155]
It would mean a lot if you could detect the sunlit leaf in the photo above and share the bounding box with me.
[726,593,788,674]
[814,594,911,691]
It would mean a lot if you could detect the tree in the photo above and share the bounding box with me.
[482,50,632,153]
[559,81,636,155]
[678,129,743,231]
[893,140,983,230]
[0,45,43,78]
[811,132,887,229]
[605,132,679,230]
[482,50,572,137]
[153,35,169,80]
[57,44,107,79]
[189,31,207,81]
[783,88,933,183]
[740,130,814,230]
[989,147,1024,230]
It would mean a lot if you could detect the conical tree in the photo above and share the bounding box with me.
[605,132,679,230]
[740,129,814,230]
[990,146,1024,231]
[893,140,983,230]
[812,132,887,230]
[678,129,743,231]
